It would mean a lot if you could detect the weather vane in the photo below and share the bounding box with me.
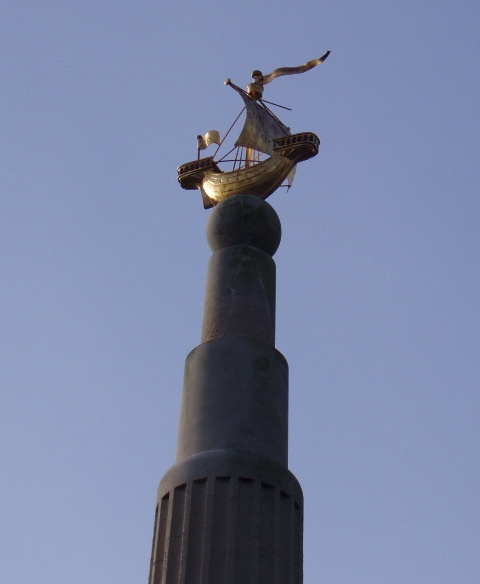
[177,51,330,209]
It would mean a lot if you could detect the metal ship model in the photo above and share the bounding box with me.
[177,51,330,209]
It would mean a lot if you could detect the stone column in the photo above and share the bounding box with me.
[149,195,303,584]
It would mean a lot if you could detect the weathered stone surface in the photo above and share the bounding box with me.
[206,194,281,256]
[202,244,276,344]
[177,337,288,466]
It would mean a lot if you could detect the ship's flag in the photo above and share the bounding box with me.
[197,130,221,150]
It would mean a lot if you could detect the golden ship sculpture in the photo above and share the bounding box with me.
[177,51,330,209]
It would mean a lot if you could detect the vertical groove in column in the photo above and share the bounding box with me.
[293,501,303,584]
[148,504,159,584]
[199,473,216,583]
[225,476,239,583]
[208,477,233,583]
[165,485,187,584]
[251,477,262,584]
[234,477,255,583]
[259,482,275,583]
[149,493,170,584]
[183,478,207,583]
[278,491,293,584]
[273,489,281,584]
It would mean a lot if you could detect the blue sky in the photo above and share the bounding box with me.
[1,1,479,582]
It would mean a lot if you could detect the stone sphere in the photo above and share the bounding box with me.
[206,195,282,256]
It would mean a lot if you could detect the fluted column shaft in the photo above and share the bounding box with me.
[149,195,303,584]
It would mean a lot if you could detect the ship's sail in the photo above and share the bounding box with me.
[229,84,290,155]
